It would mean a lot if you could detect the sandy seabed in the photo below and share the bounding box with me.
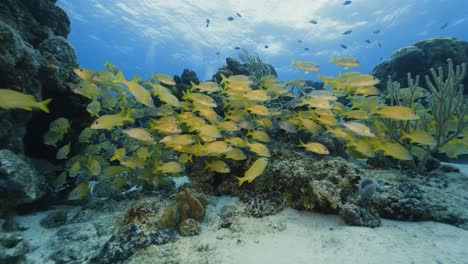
[16,164,468,264]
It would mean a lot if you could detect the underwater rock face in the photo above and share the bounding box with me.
[0,232,29,263]
[0,0,79,154]
[0,149,47,212]
[212,57,278,83]
[372,37,468,94]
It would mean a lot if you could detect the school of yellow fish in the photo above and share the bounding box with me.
[1,56,466,199]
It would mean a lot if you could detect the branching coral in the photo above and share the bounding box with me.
[384,59,466,172]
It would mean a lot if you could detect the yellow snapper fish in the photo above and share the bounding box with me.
[341,73,380,87]
[342,110,370,120]
[195,124,222,138]
[224,148,247,160]
[373,140,413,160]
[225,137,249,148]
[136,147,151,160]
[69,160,81,177]
[351,96,383,112]
[91,70,116,84]
[346,139,375,158]
[155,161,183,174]
[205,160,230,173]
[330,56,360,69]
[153,73,176,86]
[254,118,273,127]
[68,182,89,200]
[56,143,71,159]
[87,158,102,176]
[149,120,182,134]
[110,148,126,162]
[203,141,233,155]
[160,134,196,145]
[220,74,252,88]
[314,115,338,126]
[114,72,155,108]
[78,127,95,143]
[325,126,353,141]
[86,100,101,117]
[74,68,95,81]
[291,58,320,74]
[104,60,119,74]
[244,90,271,102]
[298,97,334,109]
[246,104,270,116]
[158,91,180,108]
[247,130,271,143]
[49,117,71,134]
[217,121,240,132]
[438,137,468,158]
[305,90,338,101]
[72,81,101,99]
[122,128,156,144]
[183,91,217,108]
[342,121,376,137]
[298,118,321,133]
[236,157,269,186]
[0,89,52,113]
[247,142,271,157]
[299,140,329,155]
[90,110,134,130]
[286,78,306,87]
[400,129,436,146]
[373,106,420,120]
[278,120,298,133]
[351,86,380,96]
[190,81,221,94]
[396,87,431,99]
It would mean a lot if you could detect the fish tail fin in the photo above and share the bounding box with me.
[123,109,134,123]
[236,176,245,186]
[329,56,335,63]
[399,129,409,140]
[291,57,296,66]
[298,139,305,146]
[38,98,52,113]
[115,71,125,83]
[189,81,197,91]
[220,73,228,84]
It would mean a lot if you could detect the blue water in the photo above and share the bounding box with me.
[58,0,468,81]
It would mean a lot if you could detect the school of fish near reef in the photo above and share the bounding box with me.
[1,57,466,200]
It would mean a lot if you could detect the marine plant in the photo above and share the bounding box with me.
[238,50,275,81]
[383,59,466,172]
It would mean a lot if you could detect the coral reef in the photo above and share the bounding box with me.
[0,0,81,155]
[158,188,208,235]
[212,56,277,83]
[0,231,29,263]
[372,37,468,94]
[0,149,47,213]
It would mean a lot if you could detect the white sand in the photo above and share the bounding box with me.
[141,195,468,264]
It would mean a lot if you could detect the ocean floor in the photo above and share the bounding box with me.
[11,163,468,264]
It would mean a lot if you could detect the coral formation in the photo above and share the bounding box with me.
[372,37,468,95]
[158,188,208,235]
[0,0,80,155]
[0,149,46,213]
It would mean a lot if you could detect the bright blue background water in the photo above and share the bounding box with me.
[58,0,468,82]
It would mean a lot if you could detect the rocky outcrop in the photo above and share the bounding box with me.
[0,0,80,154]
[0,149,47,213]
[371,38,468,94]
